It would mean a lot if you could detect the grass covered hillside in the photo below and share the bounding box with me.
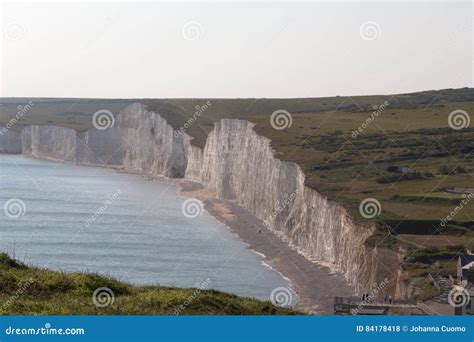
[0,254,297,315]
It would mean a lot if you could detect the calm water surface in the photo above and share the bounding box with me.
[0,155,290,301]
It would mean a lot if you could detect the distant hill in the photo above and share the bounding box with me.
[1,87,473,148]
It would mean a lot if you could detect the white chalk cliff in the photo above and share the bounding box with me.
[0,128,22,154]
[1,103,412,298]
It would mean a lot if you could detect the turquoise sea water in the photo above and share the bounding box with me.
[0,155,290,301]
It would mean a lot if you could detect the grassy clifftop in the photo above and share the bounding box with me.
[0,254,297,315]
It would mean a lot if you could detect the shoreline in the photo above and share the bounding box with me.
[7,153,355,314]
[178,180,355,314]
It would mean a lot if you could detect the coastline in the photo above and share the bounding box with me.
[9,153,355,314]
[178,180,355,314]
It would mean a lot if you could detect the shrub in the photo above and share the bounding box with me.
[438,165,452,175]
[377,171,434,184]
[454,165,468,174]
[438,164,468,175]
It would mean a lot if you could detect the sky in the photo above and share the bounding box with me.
[0,0,472,98]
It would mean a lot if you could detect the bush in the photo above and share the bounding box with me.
[438,165,452,175]
[454,165,468,174]
[438,164,468,175]
[407,246,464,264]
[386,166,399,173]
[377,171,434,184]
[0,253,27,269]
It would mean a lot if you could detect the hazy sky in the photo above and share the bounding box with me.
[1,1,472,98]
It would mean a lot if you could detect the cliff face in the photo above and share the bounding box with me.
[76,128,124,166]
[18,104,191,176]
[187,120,362,266]
[116,103,190,178]
[0,128,22,153]
[184,120,403,294]
[22,125,76,162]
[2,103,406,296]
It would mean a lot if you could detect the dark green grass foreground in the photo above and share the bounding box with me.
[0,254,297,315]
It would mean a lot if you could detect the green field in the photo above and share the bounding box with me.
[0,253,296,315]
